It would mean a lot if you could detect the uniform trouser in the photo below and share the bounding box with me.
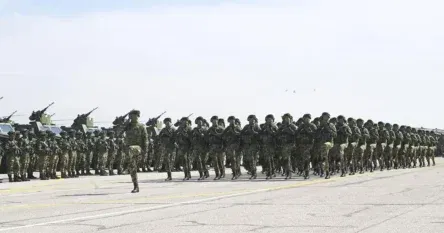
[85,151,93,172]
[291,145,301,173]
[159,146,175,173]
[364,144,376,171]
[176,147,192,176]
[418,146,425,166]
[311,144,321,174]
[411,147,418,166]
[193,147,208,174]
[208,145,225,176]
[76,152,85,173]
[126,146,141,183]
[406,146,413,167]
[263,145,276,176]
[107,151,116,171]
[19,154,30,177]
[48,154,59,175]
[299,144,312,177]
[375,143,386,168]
[59,153,69,175]
[38,154,48,177]
[243,145,259,176]
[384,144,394,169]
[345,142,357,173]
[225,144,241,176]
[98,152,108,172]
[138,150,147,170]
[315,142,333,175]
[354,144,366,172]
[393,145,402,168]
[429,146,436,165]
[68,151,77,173]
[331,143,347,173]
[281,144,294,176]
[0,154,3,167]
[7,154,21,176]
[115,151,125,172]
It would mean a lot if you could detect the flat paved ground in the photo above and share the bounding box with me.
[1,158,444,233]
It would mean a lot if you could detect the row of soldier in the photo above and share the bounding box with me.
[0,112,440,182]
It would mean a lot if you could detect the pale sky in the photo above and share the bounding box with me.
[0,0,443,128]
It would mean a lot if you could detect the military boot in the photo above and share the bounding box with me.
[40,174,47,180]
[131,182,139,193]
[117,169,123,175]
[198,171,204,180]
[284,170,291,180]
[86,169,93,176]
[8,174,13,182]
[14,175,21,182]
[340,169,346,177]
[100,170,109,176]
[187,171,191,180]
[165,172,172,181]
[325,171,330,179]
[214,170,220,180]
[204,170,210,178]
[28,172,37,179]
[22,174,30,181]
[182,171,188,181]
[53,172,60,179]
[304,170,310,180]
[220,168,226,179]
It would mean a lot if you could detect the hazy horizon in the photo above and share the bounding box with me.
[1,0,443,128]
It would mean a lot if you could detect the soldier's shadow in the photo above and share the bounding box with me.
[59,193,115,197]
[116,176,307,184]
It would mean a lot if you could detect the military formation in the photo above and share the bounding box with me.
[0,110,442,193]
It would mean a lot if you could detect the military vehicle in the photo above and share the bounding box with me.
[71,107,99,133]
[28,102,55,133]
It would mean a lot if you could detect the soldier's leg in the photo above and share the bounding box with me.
[127,146,140,193]
[339,144,347,177]
[282,145,292,179]
[19,154,29,181]
[210,149,220,180]
[426,148,431,166]
[7,155,14,181]
[431,147,436,166]
[226,148,236,179]
[302,145,311,179]
[320,144,330,179]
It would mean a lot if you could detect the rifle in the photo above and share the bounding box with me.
[83,107,98,118]
[0,110,17,123]
[0,96,3,100]
[174,113,194,127]
[113,112,130,126]
[146,111,166,127]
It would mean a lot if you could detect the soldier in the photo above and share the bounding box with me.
[241,115,261,180]
[75,131,86,176]
[429,131,437,166]
[207,116,226,180]
[392,124,403,169]
[222,116,242,179]
[27,131,38,179]
[191,116,209,180]
[122,110,148,193]
[333,116,352,177]
[355,119,369,174]
[346,118,361,175]
[84,131,95,175]
[18,130,31,181]
[410,128,419,168]
[159,117,176,181]
[314,112,336,179]
[93,130,100,174]
[67,130,78,177]
[375,122,389,171]
[58,131,70,178]
[297,114,316,179]
[277,113,297,179]
[47,132,61,179]
[95,131,109,176]
[36,131,50,180]
[401,126,412,169]
[364,120,379,172]
[6,131,21,182]
[418,130,427,167]
[175,117,192,180]
[384,123,396,170]
[115,133,126,175]
[260,114,278,179]
[106,131,118,175]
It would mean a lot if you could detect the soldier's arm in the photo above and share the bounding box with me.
[345,125,352,136]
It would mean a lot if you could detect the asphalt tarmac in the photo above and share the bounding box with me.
[1,158,444,233]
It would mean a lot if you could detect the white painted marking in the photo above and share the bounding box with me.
[0,186,273,231]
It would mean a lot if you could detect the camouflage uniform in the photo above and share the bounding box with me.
[410,129,419,168]
[241,115,261,179]
[222,116,242,179]
[346,118,361,175]
[313,112,336,179]
[47,132,61,179]
[106,131,118,175]
[67,131,78,177]
[392,124,404,169]
[384,123,396,170]
[123,110,148,193]
[191,117,209,180]
[277,113,298,179]
[75,131,86,175]
[364,121,378,172]
[260,114,279,179]
[95,131,109,176]
[58,131,70,178]
[18,130,31,181]
[401,127,412,168]
[330,115,351,177]
[429,132,437,166]
[175,117,193,180]
[37,131,50,180]
[375,122,389,171]
[84,132,95,175]
[5,131,21,182]
[27,132,38,179]
[115,135,126,174]
[355,119,369,173]
[296,114,316,179]
[159,118,176,181]
[207,116,226,180]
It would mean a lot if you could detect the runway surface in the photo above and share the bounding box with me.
[1,158,444,233]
